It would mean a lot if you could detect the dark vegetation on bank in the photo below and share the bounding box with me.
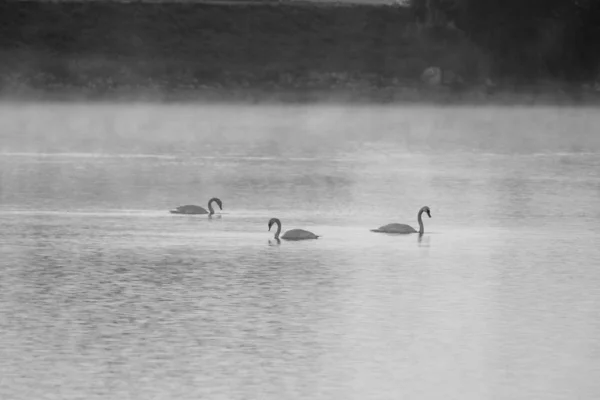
[0,0,599,104]
[410,0,600,83]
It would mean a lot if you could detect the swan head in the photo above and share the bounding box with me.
[210,197,223,210]
[268,218,280,231]
[421,206,431,218]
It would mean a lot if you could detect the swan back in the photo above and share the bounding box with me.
[371,223,417,234]
[170,204,208,214]
[281,229,320,240]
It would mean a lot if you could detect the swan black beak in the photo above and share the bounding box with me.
[427,210,431,218]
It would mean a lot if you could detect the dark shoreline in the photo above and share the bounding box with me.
[3,85,599,107]
[1,1,599,105]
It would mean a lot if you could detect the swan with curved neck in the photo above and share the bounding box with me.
[268,218,319,241]
[371,206,431,234]
[170,197,223,215]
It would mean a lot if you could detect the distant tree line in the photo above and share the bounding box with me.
[409,0,600,83]
[0,0,598,95]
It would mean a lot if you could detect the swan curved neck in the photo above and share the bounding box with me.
[417,209,425,234]
[274,219,282,239]
[208,199,215,215]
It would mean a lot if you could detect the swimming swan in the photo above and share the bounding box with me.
[268,218,319,241]
[170,197,223,215]
[371,206,431,234]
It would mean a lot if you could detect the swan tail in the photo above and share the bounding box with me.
[370,229,382,232]
[169,209,183,214]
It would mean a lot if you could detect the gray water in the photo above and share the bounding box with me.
[1,103,600,400]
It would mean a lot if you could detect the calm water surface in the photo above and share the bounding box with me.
[1,103,600,400]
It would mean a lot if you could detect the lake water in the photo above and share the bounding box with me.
[1,102,600,400]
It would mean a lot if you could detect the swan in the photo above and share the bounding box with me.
[268,218,319,241]
[170,197,223,215]
[371,206,431,234]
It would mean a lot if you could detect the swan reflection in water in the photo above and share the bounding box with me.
[268,238,282,246]
[418,232,432,247]
[371,206,432,234]
[170,197,223,216]
[268,218,320,241]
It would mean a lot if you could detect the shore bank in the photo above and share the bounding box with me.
[0,1,598,105]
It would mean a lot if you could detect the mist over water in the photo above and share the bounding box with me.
[1,102,600,400]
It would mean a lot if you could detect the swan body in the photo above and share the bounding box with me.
[170,197,223,215]
[269,218,319,241]
[371,223,418,234]
[371,206,431,234]
[282,229,320,240]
